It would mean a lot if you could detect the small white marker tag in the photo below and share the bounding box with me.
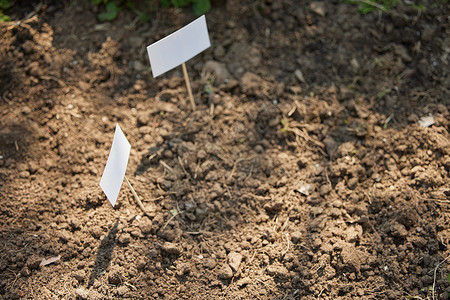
[147,15,211,77]
[99,124,131,207]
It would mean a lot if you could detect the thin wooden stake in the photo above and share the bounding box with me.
[124,175,152,218]
[182,62,196,111]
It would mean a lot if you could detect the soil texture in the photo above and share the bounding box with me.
[0,0,449,299]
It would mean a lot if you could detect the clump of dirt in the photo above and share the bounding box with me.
[0,1,449,299]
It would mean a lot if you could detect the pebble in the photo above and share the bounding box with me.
[228,252,242,272]
[236,277,251,287]
[204,258,217,269]
[58,230,71,243]
[290,231,302,243]
[136,258,146,270]
[211,183,223,196]
[89,226,103,239]
[118,233,131,244]
[132,60,146,71]
[202,60,232,84]
[254,144,264,153]
[161,242,181,256]
[294,69,306,83]
[197,149,207,160]
[329,208,341,218]
[75,287,90,300]
[73,270,86,283]
[218,264,233,280]
[108,269,122,285]
[267,265,289,278]
[310,207,323,216]
[319,184,331,196]
[140,218,152,234]
[27,255,41,270]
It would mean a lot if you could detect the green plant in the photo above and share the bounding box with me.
[0,0,11,22]
[343,0,399,13]
[91,0,210,22]
[160,0,210,16]
[98,1,121,21]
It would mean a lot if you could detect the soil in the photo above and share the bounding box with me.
[0,0,449,299]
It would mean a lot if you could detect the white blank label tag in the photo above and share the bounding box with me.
[99,124,131,207]
[147,15,211,77]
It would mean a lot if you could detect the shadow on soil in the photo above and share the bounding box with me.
[88,220,119,287]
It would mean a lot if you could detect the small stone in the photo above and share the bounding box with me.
[136,258,146,270]
[22,106,32,115]
[236,277,251,287]
[310,206,323,216]
[197,149,207,160]
[108,269,122,285]
[118,233,131,244]
[27,255,41,270]
[89,226,103,239]
[21,267,30,277]
[117,285,129,296]
[185,212,196,221]
[228,252,242,272]
[294,69,305,83]
[267,265,289,279]
[319,184,331,196]
[140,218,152,234]
[19,171,30,178]
[195,207,208,221]
[73,270,86,283]
[310,2,326,16]
[347,177,358,190]
[218,264,233,280]
[130,229,141,238]
[254,144,264,153]
[290,231,302,243]
[204,258,217,269]
[211,183,223,196]
[59,230,71,243]
[418,115,434,128]
[161,242,181,256]
[132,60,145,71]
[329,207,341,218]
[75,287,90,300]
[350,58,359,69]
[202,60,232,84]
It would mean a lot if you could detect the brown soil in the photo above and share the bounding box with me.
[1,0,449,299]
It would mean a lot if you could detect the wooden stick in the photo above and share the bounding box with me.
[124,175,152,218]
[182,62,196,111]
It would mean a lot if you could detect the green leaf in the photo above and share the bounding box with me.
[139,12,150,22]
[160,0,170,8]
[447,273,450,284]
[171,0,191,7]
[0,0,11,9]
[0,12,10,22]
[193,0,210,15]
[98,1,119,21]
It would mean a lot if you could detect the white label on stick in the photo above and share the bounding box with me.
[99,124,131,207]
[147,15,211,77]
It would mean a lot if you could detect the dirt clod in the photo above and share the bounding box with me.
[218,264,233,280]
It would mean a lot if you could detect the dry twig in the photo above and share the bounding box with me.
[432,254,450,300]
